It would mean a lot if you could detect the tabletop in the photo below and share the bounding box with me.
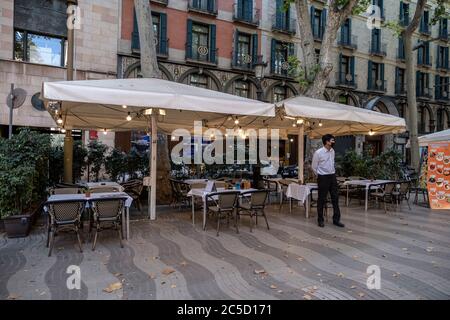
[47,192,133,207]
[343,179,394,189]
[82,181,124,192]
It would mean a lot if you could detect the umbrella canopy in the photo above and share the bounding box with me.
[418,129,450,146]
[276,95,406,137]
[41,78,275,132]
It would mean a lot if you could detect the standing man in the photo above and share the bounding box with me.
[311,134,345,228]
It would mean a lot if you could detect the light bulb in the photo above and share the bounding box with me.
[60,128,66,133]
[318,121,323,127]
[126,112,132,121]
[369,129,375,136]
[103,129,107,135]
[234,118,239,125]
[122,105,127,109]
[296,119,304,124]
[57,116,63,124]
[292,123,297,127]
[171,136,176,141]
[290,138,294,142]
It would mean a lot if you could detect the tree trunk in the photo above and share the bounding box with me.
[134,0,171,204]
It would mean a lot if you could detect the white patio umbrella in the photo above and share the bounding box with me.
[42,78,275,220]
[275,95,407,181]
[418,129,450,146]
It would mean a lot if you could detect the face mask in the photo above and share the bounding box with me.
[330,142,336,147]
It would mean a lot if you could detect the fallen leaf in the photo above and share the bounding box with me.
[303,294,312,300]
[114,273,122,277]
[103,282,122,293]
[426,247,434,252]
[171,284,177,288]
[162,268,175,275]
[337,272,344,278]
[297,257,304,262]
[347,230,353,233]
[270,284,277,289]
[358,292,365,298]
[350,285,357,289]
[149,274,156,279]
[316,273,322,277]
[7,293,20,300]
[180,261,188,266]
[277,290,283,294]
[254,269,266,274]
[402,248,408,251]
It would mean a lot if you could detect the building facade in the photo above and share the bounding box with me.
[1,0,449,161]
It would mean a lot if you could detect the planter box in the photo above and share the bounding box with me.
[3,211,36,238]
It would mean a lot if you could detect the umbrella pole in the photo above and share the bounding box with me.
[149,113,157,220]
[298,124,304,183]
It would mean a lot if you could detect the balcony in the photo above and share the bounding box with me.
[436,93,450,102]
[335,72,357,88]
[369,42,387,57]
[436,61,450,72]
[367,79,387,92]
[187,0,217,16]
[271,15,296,35]
[417,58,432,68]
[233,3,260,26]
[337,34,357,50]
[151,0,168,5]
[185,43,218,65]
[131,35,169,58]
[419,25,431,36]
[231,52,254,71]
[439,30,449,41]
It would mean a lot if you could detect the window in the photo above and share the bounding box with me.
[372,0,384,19]
[420,11,430,34]
[338,95,349,105]
[439,18,448,40]
[188,0,216,14]
[270,39,293,76]
[315,49,321,64]
[399,1,409,26]
[14,30,66,66]
[437,46,449,69]
[395,67,406,95]
[339,19,352,47]
[233,32,257,69]
[234,0,257,25]
[370,29,384,55]
[186,20,217,63]
[273,85,287,102]
[416,71,430,98]
[233,80,250,98]
[337,54,356,87]
[310,7,326,40]
[367,61,385,91]
[132,11,168,55]
[417,41,430,66]
[274,0,293,33]
[398,36,405,60]
[435,75,449,100]
[189,73,208,88]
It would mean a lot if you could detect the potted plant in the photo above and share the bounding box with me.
[0,129,50,238]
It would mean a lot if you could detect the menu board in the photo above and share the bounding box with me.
[427,142,450,210]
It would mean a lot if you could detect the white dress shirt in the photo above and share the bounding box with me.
[311,146,335,175]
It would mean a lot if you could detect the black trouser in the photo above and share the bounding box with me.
[317,174,341,224]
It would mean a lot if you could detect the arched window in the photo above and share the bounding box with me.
[337,94,356,106]
[181,72,220,91]
[271,85,295,102]
[419,106,432,134]
[124,64,171,80]
[233,80,257,99]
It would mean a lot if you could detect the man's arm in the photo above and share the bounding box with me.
[311,151,319,176]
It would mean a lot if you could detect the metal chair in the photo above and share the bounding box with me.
[205,191,240,236]
[121,179,144,212]
[52,188,80,195]
[237,190,270,232]
[393,181,411,210]
[46,199,85,257]
[370,182,397,214]
[214,181,229,189]
[279,179,299,210]
[262,179,279,204]
[90,186,120,193]
[89,197,127,250]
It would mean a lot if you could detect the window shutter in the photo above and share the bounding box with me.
[207,0,215,13]
[338,53,342,79]
[251,33,258,67]
[321,9,327,39]
[435,75,440,99]
[271,38,276,73]
[380,63,385,90]
[418,44,423,64]
[348,19,352,44]
[160,13,167,55]
[246,0,253,22]
[350,56,355,83]
[445,47,449,69]
[399,37,404,59]
[399,2,404,23]
[379,0,384,12]
[367,61,373,89]
[310,6,315,34]
[426,43,430,65]
[276,0,283,29]
[371,30,376,52]
[288,42,294,57]
[416,71,420,96]
[209,24,217,63]
[186,19,193,59]
[233,30,239,66]
[395,67,399,93]
[132,8,140,50]
[405,3,409,25]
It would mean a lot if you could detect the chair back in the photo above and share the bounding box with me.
[399,181,410,194]
[52,188,80,195]
[47,199,85,224]
[249,190,269,208]
[91,187,120,193]
[214,181,228,189]
[190,182,207,189]
[384,182,397,194]
[90,197,127,220]
[217,191,239,210]
[262,179,278,191]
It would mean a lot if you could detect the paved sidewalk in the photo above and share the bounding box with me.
[1,201,449,300]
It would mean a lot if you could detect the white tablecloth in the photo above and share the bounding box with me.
[184,179,208,185]
[46,192,133,207]
[285,184,317,203]
[343,179,394,190]
[82,182,124,192]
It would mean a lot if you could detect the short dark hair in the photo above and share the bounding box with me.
[322,134,335,145]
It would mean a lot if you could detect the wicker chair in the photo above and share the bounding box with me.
[89,197,127,250]
[237,190,270,232]
[121,179,144,212]
[52,188,80,195]
[393,181,411,210]
[90,186,120,193]
[370,182,397,213]
[262,179,279,204]
[46,199,85,257]
[205,191,240,236]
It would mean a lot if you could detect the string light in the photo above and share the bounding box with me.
[126,112,132,121]
[171,136,177,141]
[369,129,375,136]
[292,123,297,127]
[57,115,63,124]
[122,105,127,109]
[234,117,239,125]
[60,128,66,134]
[290,138,294,142]
[318,120,323,127]
[103,128,107,135]
[296,119,304,124]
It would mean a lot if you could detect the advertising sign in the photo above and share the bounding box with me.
[427,142,450,210]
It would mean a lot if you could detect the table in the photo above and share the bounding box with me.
[285,183,317,218]
[343,180,394,212]
[82,181,124,192]
[188,188,256,230]
[184,179,208,185]
[267,178,301,205]
[45,192,133,239]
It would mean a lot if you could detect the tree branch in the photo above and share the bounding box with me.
[404,0,427,35]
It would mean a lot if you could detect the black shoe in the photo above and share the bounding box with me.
[333,221,345,228]
[318,221,325,228]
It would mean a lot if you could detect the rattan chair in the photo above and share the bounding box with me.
[205,191,240,236]
[121,179,144,212]
[46,199,85,257]
[393,181,411,210]
[90,186,120,193]
[52,188,80,195]
[262,179,279,204]
[89,197,127,250]
[237,190,270,232]
[370,182,397,213]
